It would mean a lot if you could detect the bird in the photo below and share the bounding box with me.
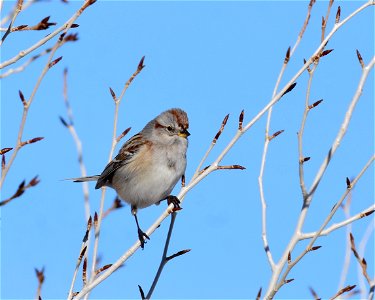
[71,108,190,248]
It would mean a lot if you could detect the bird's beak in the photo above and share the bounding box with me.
[178,129,190,139]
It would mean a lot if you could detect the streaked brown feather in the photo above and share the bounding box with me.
[95,133,146,189]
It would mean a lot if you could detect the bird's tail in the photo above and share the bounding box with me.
[66,175,100,182]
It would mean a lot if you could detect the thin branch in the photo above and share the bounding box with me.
[0,0,36,26]
[301,205,374,240]
[0,0,95,69]
[350,233,372,284]
[272,155,374,297]
[145,212,176,299]
[0,0,23,46]
[192,113,229,179]
[297,63,318,201]
[0,176,39,206]
[0,47,51,78]
[307,55,375,205]
[61,68,91,221]
[265,55,375,298]
[358,219,375,299]
[258,0,318,272]
[0,15,84,188]
[321,0,335,42]
[87,55,145,291]
[67,216,92,300]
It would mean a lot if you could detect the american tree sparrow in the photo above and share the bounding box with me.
[72,108,190,248]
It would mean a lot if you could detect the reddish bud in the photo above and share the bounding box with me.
[238,109,244,131]
[285,46,291,64]
[48,56,63,68]
[0,148,13,155]
[282,82,297,96]
[320,49,334,57]
[19,90,26,105]
[346,177,351,189]
[268,130,284,141]
[138,56,145,71]
[356,49,364,69]
[335,6,341,23]
[308,99,323,109]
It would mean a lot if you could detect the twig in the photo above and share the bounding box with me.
[321,0,334,42]
[307,55,375,205]
[270,155,374,298]
[87,55,145,293]
[350,233,372,284]
[265,54,375,297]
[258,0,317,272]
[0,0,95,69]
[358,219,375,299]
[145,212,190,299]
[300,204,374,240]
[0,175,39,206]
[192,113,229,179]
[0,0,23,46]
[0,0,36,26]
[0,7,87,188]
[67,216,92,300]
[338,192,353,292]
[0,47,51,78]
[297,61,318,200]
[61,68,91,221]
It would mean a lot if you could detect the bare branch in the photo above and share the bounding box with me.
[193,113,230,178]
[350,233,372,284]
[89,56,146,289]
[0,176,40,206]
[301,205,375,240]
[0,0,96,69]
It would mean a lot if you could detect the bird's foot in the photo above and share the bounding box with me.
[167,195,182,212]
[138,228,150,249]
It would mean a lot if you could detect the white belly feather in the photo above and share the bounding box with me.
[111,140,187,209]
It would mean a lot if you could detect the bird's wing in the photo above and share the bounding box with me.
[95,133,146,189]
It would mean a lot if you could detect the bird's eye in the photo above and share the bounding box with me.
[167,126,173,132]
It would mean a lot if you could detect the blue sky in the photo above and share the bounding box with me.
[1,1,374,299]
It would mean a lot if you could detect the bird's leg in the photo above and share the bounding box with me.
[132,208,149,249]
[166,195,182,211]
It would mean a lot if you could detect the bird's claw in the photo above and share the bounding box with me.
[167,195,182,212]
[138,228,150,249]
